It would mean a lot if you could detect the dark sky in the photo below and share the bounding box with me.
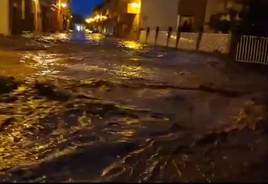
[71,0,103,17]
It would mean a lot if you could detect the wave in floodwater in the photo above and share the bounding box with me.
[0,76,267,182]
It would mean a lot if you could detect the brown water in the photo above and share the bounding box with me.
[0,32,268,182]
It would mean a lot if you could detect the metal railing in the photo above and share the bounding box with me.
[236,35,268,64]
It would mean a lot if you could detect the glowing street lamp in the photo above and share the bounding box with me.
[131,2,141,9]
[128,2,141,14]
[61,3,67,8]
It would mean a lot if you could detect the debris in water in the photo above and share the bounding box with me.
[34,81,72,101]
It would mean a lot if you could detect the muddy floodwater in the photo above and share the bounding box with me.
[0,32,268,182]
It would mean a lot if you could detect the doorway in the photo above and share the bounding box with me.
[11,1,22,34]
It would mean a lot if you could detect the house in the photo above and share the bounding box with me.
[40,0,71,32]
[89,0,250,39]
[90,0,179,37]
[57,0,71,32]
[0,0,43,35]
[0,0,71,36]
[90,0,141,39]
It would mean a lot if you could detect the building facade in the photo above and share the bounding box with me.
[140,0,180,31]
[0,0,10,35]
[90,0,141,39]
[204,0,245,33]
[89,0,250,39]
[0,0,71,36]
[40,0,71,32]
[141,0,244,33]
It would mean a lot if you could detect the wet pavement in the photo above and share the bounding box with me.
[0,32,268,182]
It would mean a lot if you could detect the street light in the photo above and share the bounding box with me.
[61,3,67,8]
[128,2,141,14]
[131,2,141,9]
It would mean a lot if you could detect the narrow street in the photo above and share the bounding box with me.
[0,32,268,182]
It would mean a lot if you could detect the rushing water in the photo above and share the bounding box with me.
[0,32,268,182]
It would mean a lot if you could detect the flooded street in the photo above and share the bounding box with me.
[0,32,268,182]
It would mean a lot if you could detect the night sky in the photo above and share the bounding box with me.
[71,0,103,17]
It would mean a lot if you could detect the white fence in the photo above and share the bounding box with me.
[178,33,198,51]
[139,30,231,54]
[199,33,230,54]
[139,29,268,65]
[168,32,177,48]
[236,35,268,64]
[139,31,147,43]
[156,31,168,47]
[147,30,156,45]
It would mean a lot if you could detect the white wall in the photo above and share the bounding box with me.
[140,0,180,31]
[0,0,10,36]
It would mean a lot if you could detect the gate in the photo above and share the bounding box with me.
[236,35,268,64]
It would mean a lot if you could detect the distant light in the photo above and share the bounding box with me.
[61,3,67,8]
[76,25,81,31]
[101,16,108,20]
[85,15,107,24]
[85,18,94,23]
